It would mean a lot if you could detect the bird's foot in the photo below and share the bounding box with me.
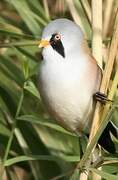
[93,92,113,104]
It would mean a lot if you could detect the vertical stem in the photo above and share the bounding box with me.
[103,0,114,38]
[0,89,24,179]
[3,90,24,163]
[80,1,102,180]
[65,0,87,37]
[89,0,103,145]
[78,8,118,171]
[92,0,102,69]
[43,0,50,20]
[100,11,118,93]
[89,3,103,180]
[80,0,91,25]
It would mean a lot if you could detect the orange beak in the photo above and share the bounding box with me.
[38,39,50,48]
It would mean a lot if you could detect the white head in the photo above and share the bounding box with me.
[39,18,84,61]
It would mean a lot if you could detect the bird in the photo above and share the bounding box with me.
[38,18,117,153]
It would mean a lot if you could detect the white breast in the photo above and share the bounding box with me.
[39,52,100,135]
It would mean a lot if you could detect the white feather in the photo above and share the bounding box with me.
[39,19,101,135]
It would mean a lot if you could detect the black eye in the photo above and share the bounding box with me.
[54,34,61,41]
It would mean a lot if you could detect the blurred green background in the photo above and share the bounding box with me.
[0,0,118,180]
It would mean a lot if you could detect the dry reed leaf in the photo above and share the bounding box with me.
[92,0,102,69]
[65,0,87,37]
[104,0,118,38]
[88,3,118,157]
[103,0,114,38]
[80,0,91,25]
[88,5,118,169]
[88,1,102,179]
[43,0,50,19]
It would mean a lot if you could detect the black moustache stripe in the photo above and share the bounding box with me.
[50,35,65,58]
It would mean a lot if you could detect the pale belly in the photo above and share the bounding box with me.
[38,62,99,135]
[40,86,93,135]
